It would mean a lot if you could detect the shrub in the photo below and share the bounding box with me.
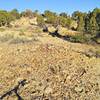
[92,32,100,44]
[10,36,32,44]
[37,15,45,27]
[69,34,91,43]
[0,33,14,42]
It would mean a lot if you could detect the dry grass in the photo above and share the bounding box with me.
[0,28,5,32]
[0,32,14,42]
[0,26,41,44]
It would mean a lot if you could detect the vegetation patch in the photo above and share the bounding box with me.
[0,33,14,42]
[0,28,5,32]
[9,36,32,44]
[68,34,92,43]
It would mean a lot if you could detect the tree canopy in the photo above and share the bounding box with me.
[0,8,100,37]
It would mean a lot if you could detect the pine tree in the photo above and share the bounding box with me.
[77,16,85,32]
[88,13,99,36]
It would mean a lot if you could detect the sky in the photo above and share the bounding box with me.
[0,0,100,14]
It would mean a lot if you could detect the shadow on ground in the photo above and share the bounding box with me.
[49,30,72,42]
[0,79,27,100]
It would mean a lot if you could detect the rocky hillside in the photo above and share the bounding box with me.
[0,27,100,100]
[10,17,38,27]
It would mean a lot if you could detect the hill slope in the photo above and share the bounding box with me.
[0,31,100,100]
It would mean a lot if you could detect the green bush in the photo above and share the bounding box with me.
[69,34,91,43]
[37,15,45,27]
[0,10,15,27]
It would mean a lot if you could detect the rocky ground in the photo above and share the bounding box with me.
[0,30,100,100]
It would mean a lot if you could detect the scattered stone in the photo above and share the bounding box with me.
[44,86,53,94]
[0,30,99,100]
[75,86,84,93]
